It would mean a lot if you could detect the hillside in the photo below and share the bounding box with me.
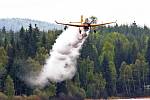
[0,22,150,99]
[0,18,62,31]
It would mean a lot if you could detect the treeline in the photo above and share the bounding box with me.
[0,22,150,99]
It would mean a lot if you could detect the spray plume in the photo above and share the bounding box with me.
[28,26,89,87]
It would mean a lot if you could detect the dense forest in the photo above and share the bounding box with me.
[0,22,150,100]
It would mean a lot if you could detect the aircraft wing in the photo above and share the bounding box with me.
[55,21,84,27]
[55,20,117,27]
[90,21,117,27]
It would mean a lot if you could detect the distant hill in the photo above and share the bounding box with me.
[0,18,63,32]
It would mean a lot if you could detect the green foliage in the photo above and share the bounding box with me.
[145,37,150,65]
[13,57,42,80]
[101,55,117,96]
[119,62,132,96]
[43,83,56,97]
[66,81,86,99]
[35,47,49,65]
[0,47,8,90]
[86,73,106,98]
[34,83,56,98]
[26,57,42,74]
[78,57,94,88]
[0,47,8,67]
[4,75,15,100]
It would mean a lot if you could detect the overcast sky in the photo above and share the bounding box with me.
[0,0,150,26]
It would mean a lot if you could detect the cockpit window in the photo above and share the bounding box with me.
[84,26,89,31]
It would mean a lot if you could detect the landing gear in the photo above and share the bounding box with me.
[64,26,68,30]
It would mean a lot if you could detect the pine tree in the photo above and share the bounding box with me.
[19,26,25,48]
[119,62,133,96]
[145,37,150,82]
[78,57,94,88]
[26,24,37,57]
[4,75,15,100]
[6,45,15,76]
[0,47,8,91]
[114,39,124,76]
[2,26,6,34]
[101,55,116,96]
[146,38,150,65]
[41,32,47,49]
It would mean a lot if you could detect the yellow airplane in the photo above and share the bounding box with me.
[55,15,117,32]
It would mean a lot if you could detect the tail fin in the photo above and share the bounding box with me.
[81,15,83,23]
